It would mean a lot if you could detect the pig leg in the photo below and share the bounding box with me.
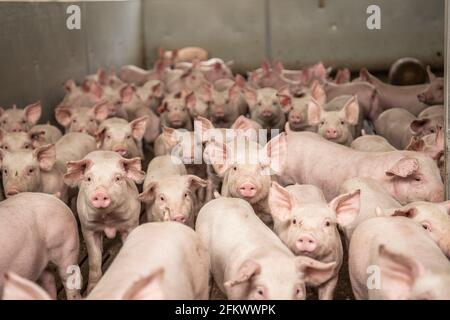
[37,269,57,299]
[317,275,339,300]
[83,230,103,294]
[49,242,81,300]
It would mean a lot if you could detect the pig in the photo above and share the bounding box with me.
[119,62,165,86]
[418,105,443,119]
[334,68,351,84]
[119,85,161,144]
[277,81,326,132]
[138,155,207,227]
[120,82,164,116]
[196,197,336,300]
[0,192,80,300]
[29,124,63,147]
[307,95,360,145]
[359,67,442,115]
[374,108,417,149]
[159,92,194,130]
[159,47,208,66]
[200,59,234,83]
[135,80,165,110]
[377,201,450,258]
[324,81,381,121]
[59,79,102,109]
[205,78,248,128]
[244,87,286,130]
[0,145,67,201]
[268,182,360,299]
[54,132,97,174]
[55,101,111,136]
[4,222,210,300]
[205,133,287,225]
[351,135,396,153]
[0,102,41,132]
[164,63,209,93]
[349,216,450,299]
[96,117,148,158]
[279,132,444,205]
[417,66,444,106]
[248,60,301,90]
[63,151,144,292]
[339,177,401,242]
[0,130,34,152]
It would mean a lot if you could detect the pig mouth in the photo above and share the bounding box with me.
[5,188,20,197]
[170,118,183,126]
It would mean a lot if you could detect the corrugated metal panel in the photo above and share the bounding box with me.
[0,1,144,122]
[142,0,266,73]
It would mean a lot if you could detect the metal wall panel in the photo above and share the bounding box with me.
[142,0,266,73]
[270,0,445,71]
[0,1,144,122]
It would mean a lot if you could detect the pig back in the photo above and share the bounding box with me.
[55,132,97,173]
[87,222,209,300]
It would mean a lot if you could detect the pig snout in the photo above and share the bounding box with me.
[11,127,23,133]
[5,188,19,197]
[296,234,317,253]
[239,182,257,198]
[261,109,273,118]
[90,190,111,209]
[113,146,128,157]
[213,107,225,118]
[289,112,303,124]
[171,215,187,223]
[325,128,339,139]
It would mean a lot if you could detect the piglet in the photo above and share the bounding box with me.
[0,130,34,152]
[268,182,360,299]
[159,92,194,130]
[0,193,80,300]
[197,197,335,299]
[29,124,63,147]
[244,87,286,130]
[0,102,41,132]
[63,151,145,292]
[139,155,207,227]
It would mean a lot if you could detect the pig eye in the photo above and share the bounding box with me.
[24,144,31,149]
[320,120,325,125]
[86,176,91,182]
[415,176,422,182]
[90,119,95,123]
[106,135,111,139]
[160,195,165,201]
[292,218,297,225]
[430,128,436,133]
[225,99,230,104]
[340,120,345,125]
[184,192,189,198]
[115,176,122,182]
[28,168,34,174]
[126,135,132,139]
[2,145,8,150]
[325,220,331,227]
[72,119,77,123]
[2,120,6,124]
[21,119,27,124]
[233,166,237,171]
[422,222,431,231]
[3,169,7,175]
[257,289,264,296]
[272,101,277,106]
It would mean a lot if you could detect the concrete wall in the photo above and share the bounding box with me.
[143,0,445,72]
[0,0,144,122]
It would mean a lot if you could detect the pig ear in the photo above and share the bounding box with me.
[426,65,436,81]
[405,137,425,152]
[120,157,145,184]
[307,98,322,126]
[243,88,258,108]
[95,125,107,148]
[194,116,214,143]
[224,260,261,288]
[359,67,372,83]
[186,175,208,191]
[88,80,104,98]
[268,182,295,222]
[55,107,73,127]
[138,181,158,203]
[263,132,287,174]
[206,140,231,177]
[92,101,111,122]
[24,102,42,125]
[64,79,77,93]
[3,272,51,300]
[122,268,165,300]
[335,68,350,84]
[33,144,56,171]
[130,116,148,141]
[198,83,212,102]
[228,84,242,102]
[378,245,423,300]
[410,119,430,135]
[341,95,359,125]
[310,80,326,105]
[64,159,92,187]
[329,190,360,228]
[151,81,165,98]
[297,256,336,287]
[120,84,136,104]
[185,92,196,111]
[273,61,284,74]
[386,157,419,178]
[276,89,292,113]
[389,206,418,218]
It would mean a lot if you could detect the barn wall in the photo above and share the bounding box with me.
[0,0,144,122]
[143,0,445,72]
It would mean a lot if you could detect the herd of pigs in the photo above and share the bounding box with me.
[0,46,449,300]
